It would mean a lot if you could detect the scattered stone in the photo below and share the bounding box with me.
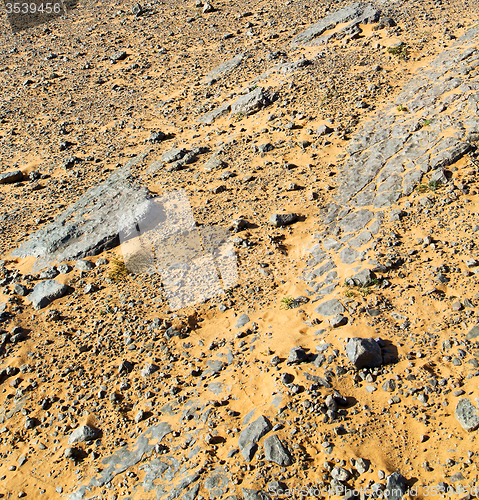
[231,87,278,116]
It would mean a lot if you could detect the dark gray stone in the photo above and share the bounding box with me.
[346,337,383,369]
[288,347,307,364]
[27,280,71,310]
[455,399,479,431]
[269,213,298,227]
[385,472,407,500]
[238,415,271,449]
[110,50,127,62]
[0,170,23,184]
[264,435,292,466]
[13,284,29,296]
[241,442,257,461]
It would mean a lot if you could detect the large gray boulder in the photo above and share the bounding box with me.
[68,425,100,444]
[385,472,407,500]
[27,280,71,310]
[231,87,278,116]
[455,399,479,432]
[346,337,383,369]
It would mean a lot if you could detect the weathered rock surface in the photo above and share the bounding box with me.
[27,280,71,310]
[455,399,479,431]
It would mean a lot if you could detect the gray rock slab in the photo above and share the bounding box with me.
[0,170,23,184]
[12,151,153,272]
[231,87,277,116]
[27,280,71,310]
[204,53,244,83]
[291,2,380,47]
[161,148,187,164]
[71,422,172,498]
[264,435,292,466]
[236,313,250,328]
[315,299,345,317]
[338,209,374,233]
[238,415,272,449]
[455,399,479,431]
[346,337,383,369]
[198,104,231,124]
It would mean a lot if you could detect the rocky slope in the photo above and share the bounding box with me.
[1,0,479,498]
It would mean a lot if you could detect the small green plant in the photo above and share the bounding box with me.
[250,84,258,91]
[415,180,441,193]
[108,256,130,282]
[397,104,408,112]
[234,112,245,122]
[421,118,431,127]
[387,45,408,61]
[280,295,295,310]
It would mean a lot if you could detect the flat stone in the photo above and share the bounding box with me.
[315,299,345,316]
[263,435,292,466]
[75,260,95,271]
[466,326,479,340]
[198,104,231,124]
[204,53,244,83]
[236,313,250,328]
[455,399,479,431]
[238,415,271,449]
[338,209,374,233]
[291,2,380,47]
[346,337,383,369]
[27,280,71,310]
[0,170,23,184]
[204,157,226,172]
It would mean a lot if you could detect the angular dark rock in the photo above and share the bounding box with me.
[346,337,383,369]
[231,87,278,116]
[0,170,23,184]
[238,415,271,449]
[269,213,298,227]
